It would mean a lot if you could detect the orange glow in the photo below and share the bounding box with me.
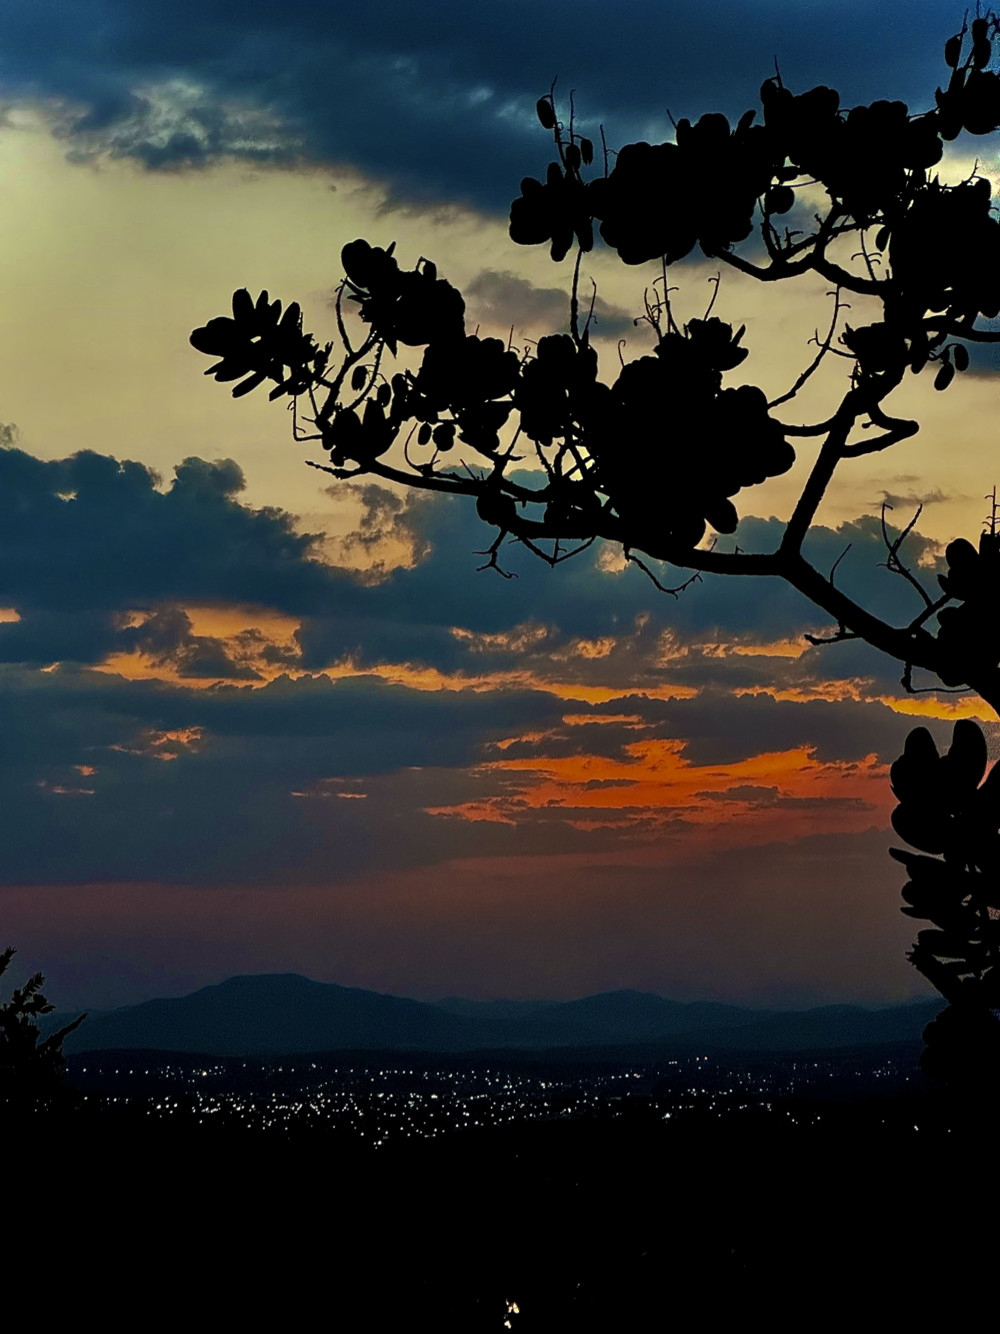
[111,727,203,761]
[331,660,699,704]
[550,636,618,660]
[181,604,300,640]
[450,623,550,654]
[738,682,998,723]
[37,779,95,797]
[873,694,998,722]
[93,603,302,687]
[428,723,893,852]
[560,714,645,727]
[730,638,813,658]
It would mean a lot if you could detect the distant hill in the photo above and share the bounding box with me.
[51,974,943,1057]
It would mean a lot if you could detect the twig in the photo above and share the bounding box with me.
[624,550,705,597]
[804,626,859,645]
[879,501,935,609]
[476,533,517,578]
[768,288,847,409]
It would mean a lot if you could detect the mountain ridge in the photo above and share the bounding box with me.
[50,973,943,1057]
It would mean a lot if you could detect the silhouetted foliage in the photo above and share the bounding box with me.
[889,721,1000,1089]
[193,16,1000,1085]
[0,947,85,1106]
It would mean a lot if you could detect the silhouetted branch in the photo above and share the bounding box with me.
[769,288,848,410]
[624,550,706,597]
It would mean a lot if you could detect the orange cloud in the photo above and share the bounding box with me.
[428,721,893,854]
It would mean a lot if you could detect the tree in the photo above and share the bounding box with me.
[0,947,86,1106]
[192,17,1000,1087]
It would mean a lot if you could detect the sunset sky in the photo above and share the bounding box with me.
[1,0,998,1011]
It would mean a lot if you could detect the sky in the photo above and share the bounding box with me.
[1,0,998,1012]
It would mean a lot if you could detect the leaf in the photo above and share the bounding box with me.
[190,319,238,355]
[943,718,988,793]
[536,98,557,130]
[232,288,255,323]
[278,302,302,334]
[232,371,268,398]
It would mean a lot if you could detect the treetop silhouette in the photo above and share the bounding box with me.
[0,946,85,1105]
[193,15,1000,1085]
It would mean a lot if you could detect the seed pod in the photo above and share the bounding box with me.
[944,719,988,793]
[935,360,956,391]
[536,98,557,130]
[580,138,594,165]
[875,225,890,252]
[351,365,367,392]
[565,143,581,170]
[417,422,433,446]
[953,344,970,372]
[476,489,517,527]
[377,382,392,407]
[764,184,795,215]
[433,422,456,451]
[973,37,992,69]
[973,17,989,42]
[945,33,963,68]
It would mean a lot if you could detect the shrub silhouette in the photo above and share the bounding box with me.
[193,16,1000,1084]
[0,947,85,1107]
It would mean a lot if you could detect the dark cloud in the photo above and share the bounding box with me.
[0,441,979,897]
[0,2,967,211]
[330,482,431,572]
[120,606,259,680]
[0,445,355,664]
[466,270,635,340]
[0,444,959,708]
[0,664,580,886]
[879,488,956,509]
[699,784,780,802]
[296,484,948,690]
[956,319,1000,375]
[482,688,961,768]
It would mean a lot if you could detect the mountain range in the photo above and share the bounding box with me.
[51,974,943,1057]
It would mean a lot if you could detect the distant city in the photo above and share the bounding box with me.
[45,973,944,1153]
[68,1046,923,1145]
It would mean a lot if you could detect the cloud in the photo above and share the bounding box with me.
[699,784,779,802]
[0,445,350,663]
[0,443,960,713]
[0,663,579,886]
[0,442,977,899]
[466,269,634,340]
[879,488,956,509]
[0,2,967,211]
[0,438,946,692]
[295,485,948,696]
[121,607,261,680]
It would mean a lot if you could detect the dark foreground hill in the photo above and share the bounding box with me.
[56,972,942,1056]
[8,1078,989,1332]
